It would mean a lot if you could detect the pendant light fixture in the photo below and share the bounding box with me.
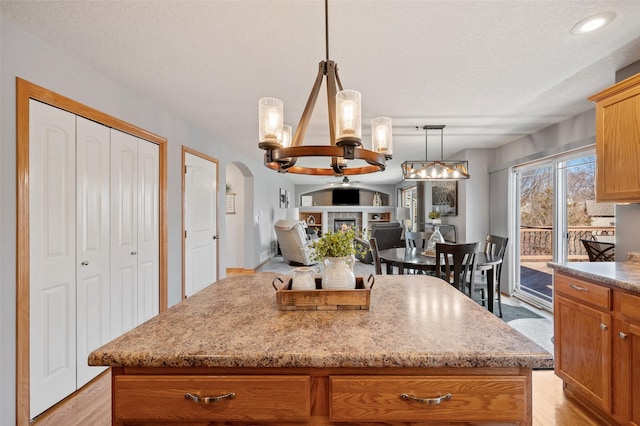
[401,125,470,180]
[258,0,392,176]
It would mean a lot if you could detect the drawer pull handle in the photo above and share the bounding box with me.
[619,332,628,339]
[400,393,452,405]
[600,323,608,331]
[185,392,235,404]
[569,284,589,292]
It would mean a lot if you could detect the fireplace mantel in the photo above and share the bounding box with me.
[297,206,396,235]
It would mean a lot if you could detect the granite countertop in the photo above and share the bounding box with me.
[549,254,640,294]
[89,273,552,369]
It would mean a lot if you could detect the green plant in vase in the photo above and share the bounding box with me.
[310,228,359,261]
[310,228,366,289]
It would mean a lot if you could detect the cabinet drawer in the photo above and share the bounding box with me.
[114,375,309,421]
[621,292,640,323]
[555,274,611,310]
[330,375,527,422]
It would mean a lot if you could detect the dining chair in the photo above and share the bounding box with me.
[405,231,432,249]
[580,238,615,262]
[434,242,479,292]
[467,235,508,317]
[369,237,383,274]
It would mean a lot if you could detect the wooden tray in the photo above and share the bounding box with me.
[273,275,374,311]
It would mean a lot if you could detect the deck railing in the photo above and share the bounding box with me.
[520,226,615,261]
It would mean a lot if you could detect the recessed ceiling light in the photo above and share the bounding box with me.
[571,12,616,35]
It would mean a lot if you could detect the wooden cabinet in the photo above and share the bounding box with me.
[618,292,640,426]
[330,375,528,423]
[111,367,533,425]
[554,271,640,425]
[114,375,310,422]
[589,73,640,202]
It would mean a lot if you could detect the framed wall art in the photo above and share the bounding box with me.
[431,181,458,216]
[279,188,286,208]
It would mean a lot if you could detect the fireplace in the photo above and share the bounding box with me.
[334,218,356,232]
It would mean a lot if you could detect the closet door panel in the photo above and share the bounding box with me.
[75,116,110,387]
[110,129,139,337]
[137,140,160,323]
[28,100,77,418]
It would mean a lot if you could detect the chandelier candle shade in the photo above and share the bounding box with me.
[258,97,284,150]
[258,0,390,176]
[401,125,469,181]
[372,116,393,158]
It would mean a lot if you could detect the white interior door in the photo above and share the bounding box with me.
[136,140,160,323]
[29,100,77,418]
[184,152,218,297]
[110,129,138,337]
[75,116,110,387]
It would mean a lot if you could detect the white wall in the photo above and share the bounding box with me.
[489,110,597,293]
[0,17,290,424]
[446,148,492,245]
[226,164,245,269]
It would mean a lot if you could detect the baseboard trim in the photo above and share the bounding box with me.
[226,267,256,275]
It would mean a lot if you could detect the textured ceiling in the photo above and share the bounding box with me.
[3,0,640,184]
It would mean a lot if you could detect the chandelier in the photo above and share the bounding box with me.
[401,125,470,180]
[257,0,392,176]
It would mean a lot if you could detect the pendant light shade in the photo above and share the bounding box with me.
[371,116,393,158]
[258,97,284,150]
[401,125,470,181]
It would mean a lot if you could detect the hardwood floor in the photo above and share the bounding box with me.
[532,370,603,426]
[32,369,602,425]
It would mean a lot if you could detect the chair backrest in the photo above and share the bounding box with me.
[580,238,615,262]
[371,226,403,250]
[405,231,432,249]
[273,219,316,265]
[484,234,508,258]
[483,234,509,284]
[425,224,457,243]
[371,222,401,231]
[369,237,382,274]
[435,242,479,292]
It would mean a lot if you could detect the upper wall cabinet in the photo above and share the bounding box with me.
[589,73,640,202]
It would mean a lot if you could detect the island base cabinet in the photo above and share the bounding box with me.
[330,375,529,423]
[113,375,310,423]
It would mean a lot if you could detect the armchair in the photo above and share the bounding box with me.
[274,220,318,266]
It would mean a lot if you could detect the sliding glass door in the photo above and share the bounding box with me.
[512,149,615,310]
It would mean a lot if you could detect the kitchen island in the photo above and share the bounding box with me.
[90,273,552,425]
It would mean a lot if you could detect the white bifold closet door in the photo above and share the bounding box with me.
[29,100,78,418]
[29,100,160,420]
[110,129,159,337]
[75,116,111,388]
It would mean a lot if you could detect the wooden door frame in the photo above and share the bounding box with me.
[181,146,220,300]
[15,78,168,424]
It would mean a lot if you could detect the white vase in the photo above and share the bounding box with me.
[321,255,356,289]
[291,267,316,290]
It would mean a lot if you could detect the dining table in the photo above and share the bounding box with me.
[377,247,503,313]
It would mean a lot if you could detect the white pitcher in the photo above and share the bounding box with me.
[321,255,356,289]
[291,267,316,290]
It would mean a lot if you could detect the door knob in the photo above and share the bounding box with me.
[80,261,89,266]
[212,235,219,240]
